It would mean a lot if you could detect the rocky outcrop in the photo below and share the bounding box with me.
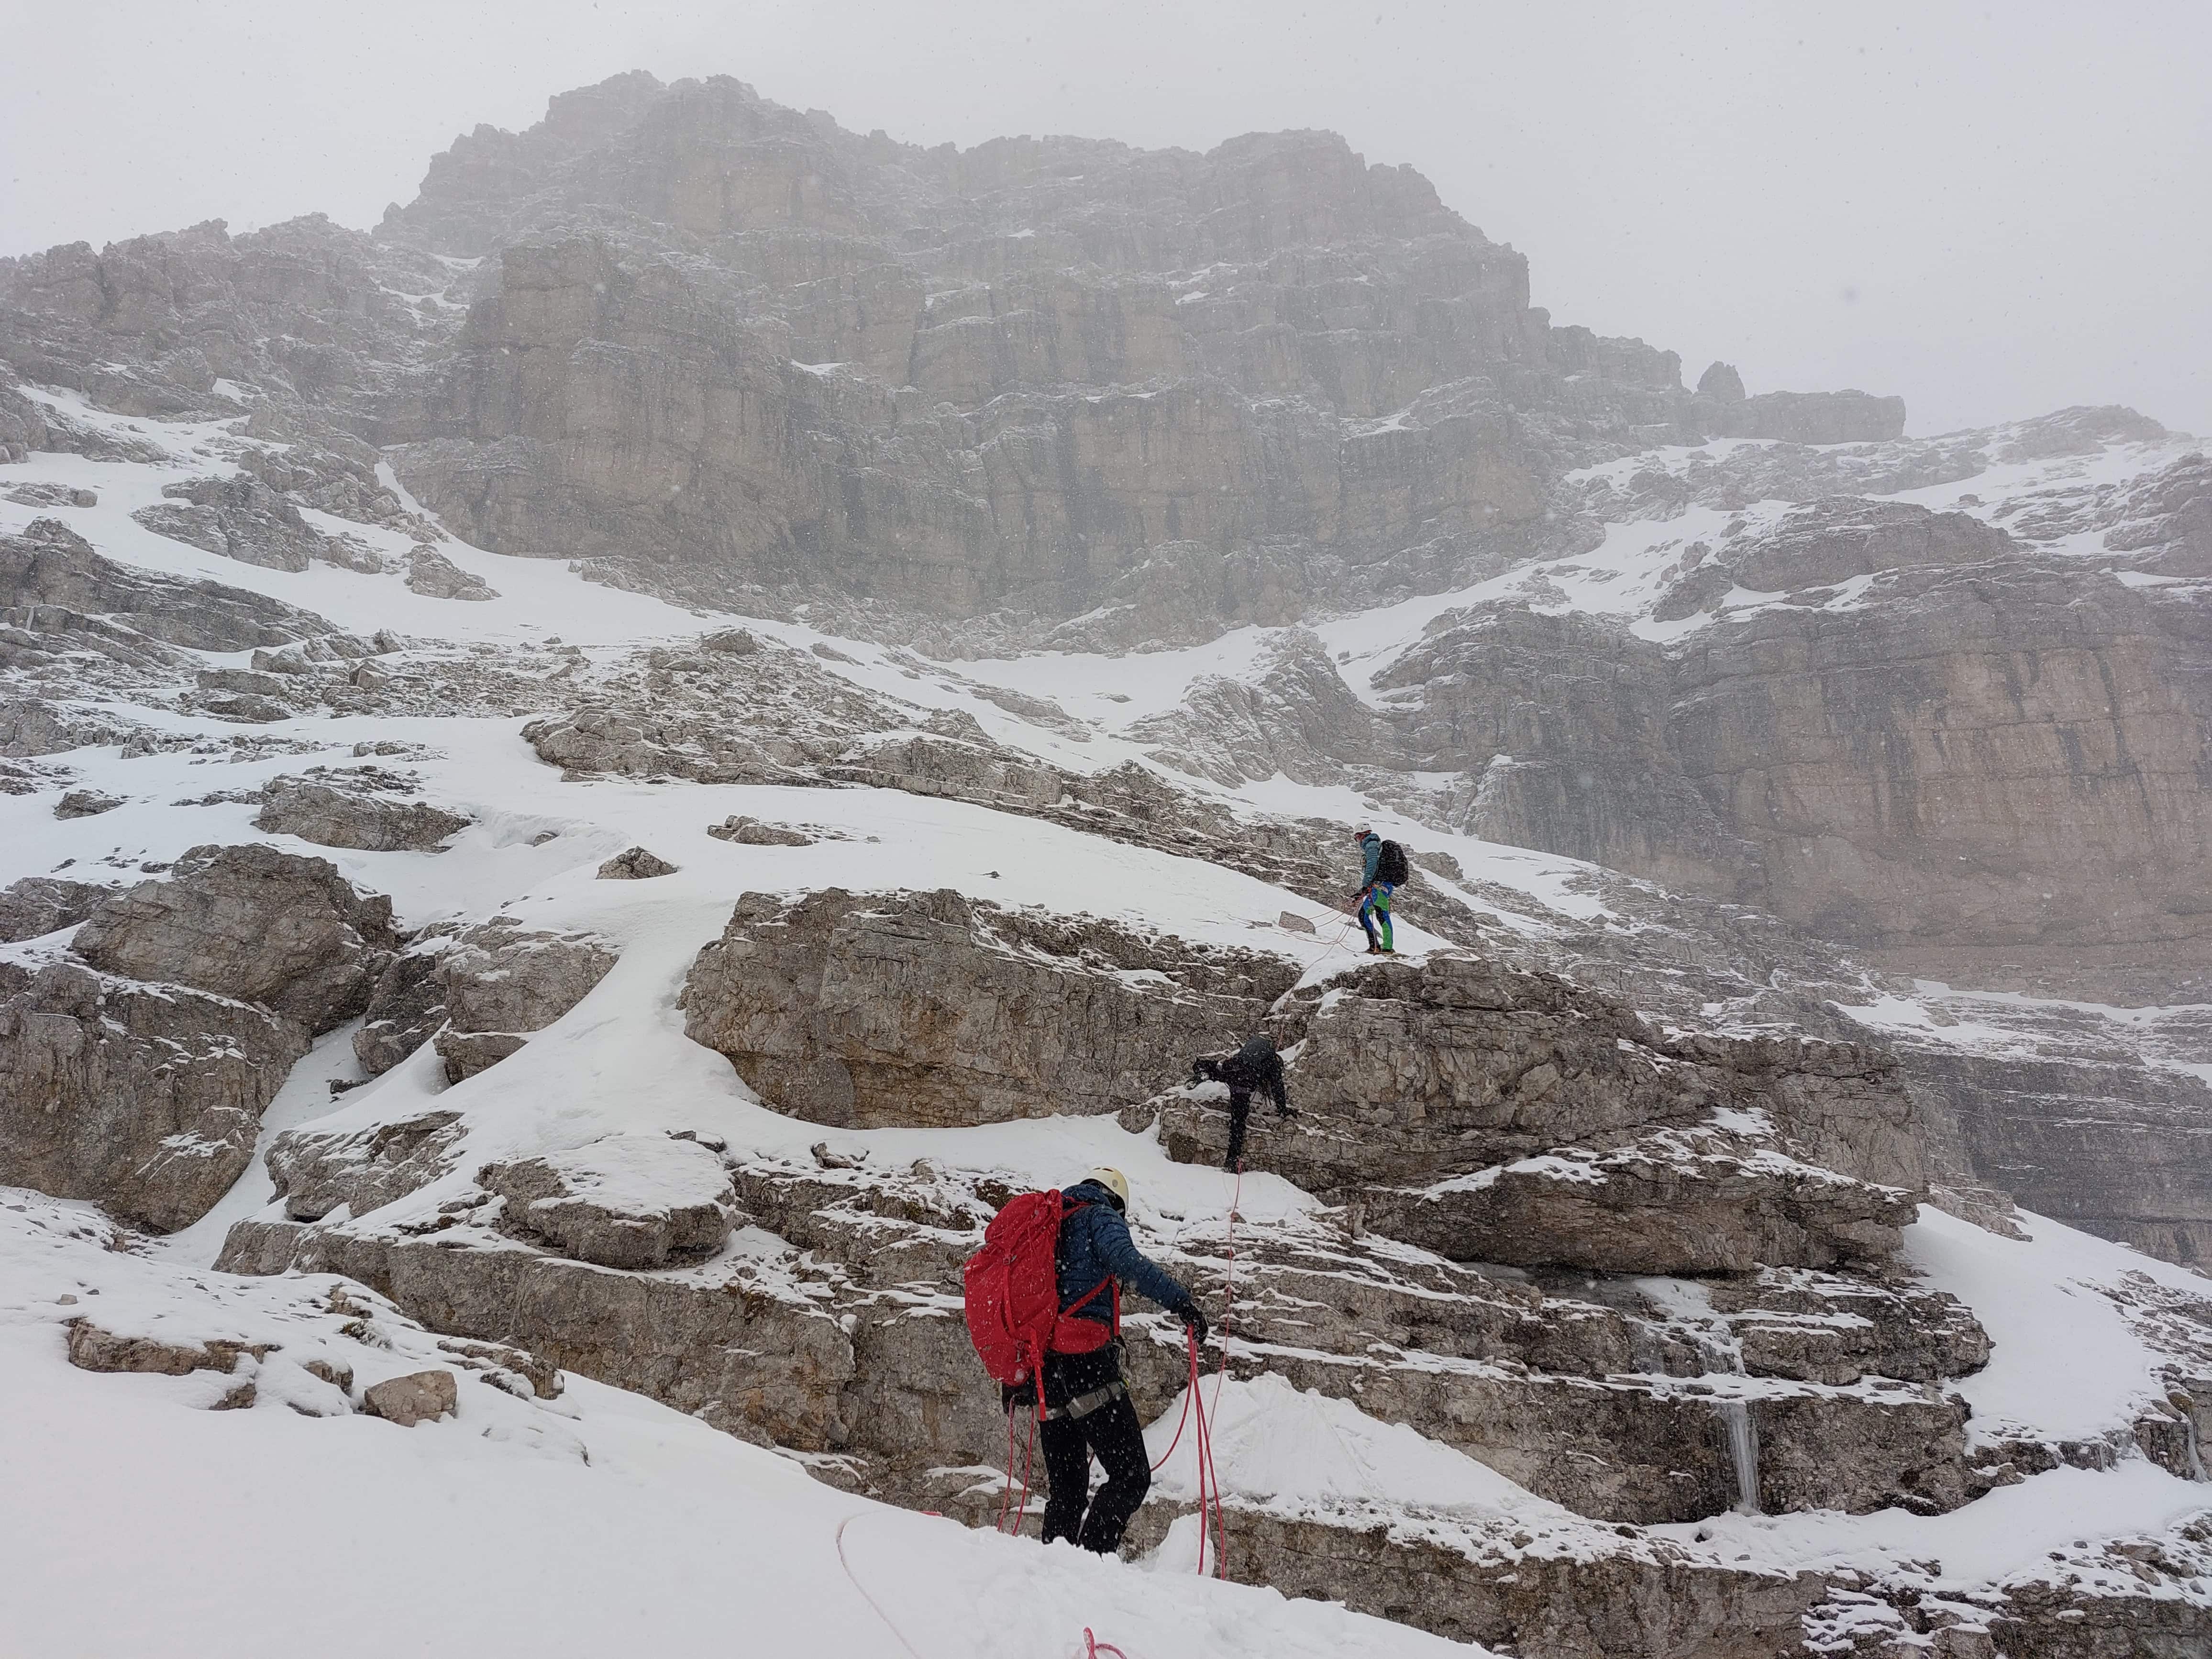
[1128,628,1393,788]
[431,918,617,1081]
[0,846,401,1229]
[253,772,472,852]
[681,888,1297,1127]
[596,845,675,879]
[52,789,121,818]
[131,475,332,571]
[1380,607,1761,899]
[0,961,307,1230]
[0,875,115,942]
[481,1135,736,1268]
[71,842,399,1035]
[1368,1125,1919,1274]
[1380,528,2212,1004]
[1,516,334,652]
[350,945,452,1077]
[1709,389,1908,445]
[266,1107,465,1223]
[403,546,497,600]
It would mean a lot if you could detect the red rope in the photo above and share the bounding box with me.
[1083,1631,1129,1659]
[994,1404,1037,1536]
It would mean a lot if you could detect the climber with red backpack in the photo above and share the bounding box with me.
[963,1167,1206,1556]
[1353,826,1409,954]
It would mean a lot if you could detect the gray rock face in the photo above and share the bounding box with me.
[1709,389,1908,445]
[309,73,1905,642]
[681,888,1297,1127]
[0,875,115,942]
[1384,547,2212,1004]
[481,1135,736,1268]
[1381,607,1762,899]
[431,918,617,1082]
[72,842,398,1036]
[131,475,331,572]
[253,774,471,852]
[0,961,306,1230]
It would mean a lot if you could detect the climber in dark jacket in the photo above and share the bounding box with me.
[1012,1167,1205,1556]
[1191,1035,1294,1170]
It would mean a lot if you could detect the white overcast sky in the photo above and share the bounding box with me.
[3,0,2206,435]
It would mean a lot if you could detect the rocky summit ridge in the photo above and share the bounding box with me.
[0,69,2209,1659]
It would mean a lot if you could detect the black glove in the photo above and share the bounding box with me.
[1177,1303,1210,1348]
[1001,1379,1037,1414]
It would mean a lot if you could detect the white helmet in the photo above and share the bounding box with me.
[1083,1167,1130,1209]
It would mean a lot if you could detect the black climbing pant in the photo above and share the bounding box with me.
[1225,1087,1252,1169]
[1039,1389,1151,1554]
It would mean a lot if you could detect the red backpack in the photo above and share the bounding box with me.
[963,1191,1117,1413]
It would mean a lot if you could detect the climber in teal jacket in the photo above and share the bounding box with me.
[1354,826,1395,954]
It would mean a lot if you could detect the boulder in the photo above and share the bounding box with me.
[0,961,307,1230]
[266,1109,465,1222]
[351,944,451,1076]
[681,888,1296,1127]
[596,845,677,879]
[0,875,115,942]
[253,776,471,852]
[52,789,122,819]
[404,547,497,601]
[66,1321,270,1377]
[361,1368,458,1426]
[481,1134,736,1268]
[707,816,813,846]
[71,843,398,1035]
[431,918,617,1082]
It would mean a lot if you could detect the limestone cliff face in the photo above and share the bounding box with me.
[359,74,1894,636]
[1377,502,2212,1001]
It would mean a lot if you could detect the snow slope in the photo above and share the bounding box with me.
[0,1194,1475,1659]
[4,394,2210,1653]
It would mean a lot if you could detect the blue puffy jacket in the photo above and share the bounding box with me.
[1056,1180,1193,1328]
[1359,831,1383,887]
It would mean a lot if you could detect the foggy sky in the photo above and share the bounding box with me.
[4,0,2207,436]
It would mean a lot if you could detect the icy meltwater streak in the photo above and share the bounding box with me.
[1717,1399,1762,1515]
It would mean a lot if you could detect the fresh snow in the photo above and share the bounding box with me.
[4,392,2210,1652]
